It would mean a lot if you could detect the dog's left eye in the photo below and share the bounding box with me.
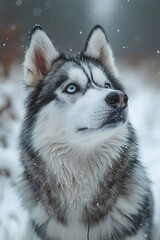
[65,84,78,94]
[105,83,111,89]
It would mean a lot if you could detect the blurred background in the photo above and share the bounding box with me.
[0,0,160,239]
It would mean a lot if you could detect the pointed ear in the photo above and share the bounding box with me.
[24,25,59,86]
[84,25,118,77]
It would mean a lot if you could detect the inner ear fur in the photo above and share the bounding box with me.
[24,25,59,86]
[84,25,118,77]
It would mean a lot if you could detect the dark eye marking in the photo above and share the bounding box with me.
[54,76,68,89]
[104,83,111,89]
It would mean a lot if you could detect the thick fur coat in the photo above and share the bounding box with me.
[18,25,153,240]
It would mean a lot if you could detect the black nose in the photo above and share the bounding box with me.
[105,91,128,109]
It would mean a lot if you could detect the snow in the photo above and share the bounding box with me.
[0,62,159,239]
[0,65,29,240]
[16,0,23,6]
[119,61,160,236]
[33,8,42,17]
[10,25,17,31]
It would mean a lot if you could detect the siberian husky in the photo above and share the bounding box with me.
[18,25,153,240]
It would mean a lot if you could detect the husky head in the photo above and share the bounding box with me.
[23,25,128,147]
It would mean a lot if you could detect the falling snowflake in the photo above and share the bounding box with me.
[33,7,42,17]
[10,25,16,31]
[16,0,22,6]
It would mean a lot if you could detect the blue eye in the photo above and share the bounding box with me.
[65,84,78,94]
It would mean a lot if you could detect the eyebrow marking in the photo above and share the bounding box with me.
[88,65,108,90]
[79,63,92,85]
[89,66,94,83]
[68,67,88,89]
[54,75,68,89]
[88,65,102,89]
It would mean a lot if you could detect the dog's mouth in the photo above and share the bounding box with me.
[78,109,127,132]
[100,110,127,127]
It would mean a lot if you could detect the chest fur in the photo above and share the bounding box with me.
[20,142,150,240]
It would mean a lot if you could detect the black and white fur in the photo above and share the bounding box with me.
[18,25,153,240]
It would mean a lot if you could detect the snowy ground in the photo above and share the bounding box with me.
[0,62,159,239]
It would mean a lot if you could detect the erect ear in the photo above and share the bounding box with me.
[24,25,59,86]
[84,25,118,77]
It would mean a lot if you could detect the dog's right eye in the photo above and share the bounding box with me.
[105,83,111,89]
[64,84,79,94]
